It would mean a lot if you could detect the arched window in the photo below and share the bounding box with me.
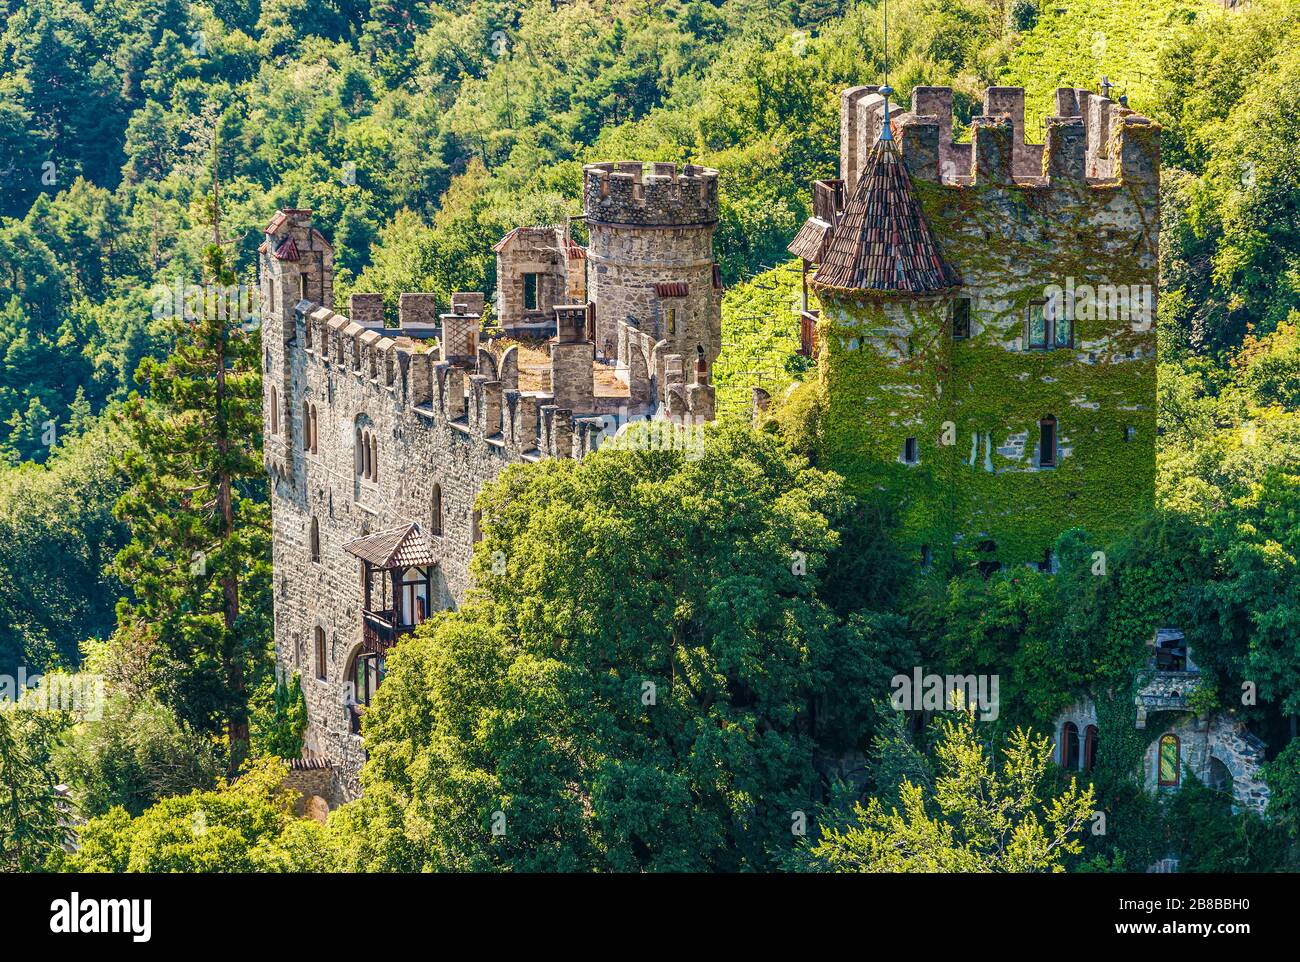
[1158,734,1180,786]
[302,401,311,449]
[310,518,321,563]
[349,651,385,708]
[355,425,364,477]
[309,405,319,454]
[269,385,279,435]
[1083,725,1098,773]
[1060,722,1080,770]
[431,484,443,536]
[346,650,386,736]
[370,433,379,483]
[314,627,327,681]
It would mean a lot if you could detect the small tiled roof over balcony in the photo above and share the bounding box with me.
[343,523,437,570]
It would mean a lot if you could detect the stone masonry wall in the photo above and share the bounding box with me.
[583,162,722,368]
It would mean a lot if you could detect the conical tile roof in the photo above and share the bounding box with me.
[811,138,958,296]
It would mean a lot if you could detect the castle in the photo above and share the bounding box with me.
[782,83,1160,570]
[261,163,721,801]
[264,80,1169,806]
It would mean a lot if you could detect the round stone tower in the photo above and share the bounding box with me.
[582,161,721,368]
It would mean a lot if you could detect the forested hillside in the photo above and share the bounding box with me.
[2,0,1299,873]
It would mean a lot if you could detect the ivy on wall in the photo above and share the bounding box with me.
[771,173,1159,568]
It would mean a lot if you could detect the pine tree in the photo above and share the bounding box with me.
[112,145,269,769]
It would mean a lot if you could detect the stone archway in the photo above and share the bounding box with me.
[1207,756,1233,796]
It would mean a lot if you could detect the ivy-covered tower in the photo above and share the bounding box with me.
[789,83,1159,570]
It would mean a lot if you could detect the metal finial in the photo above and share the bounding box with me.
[879,0,893,142]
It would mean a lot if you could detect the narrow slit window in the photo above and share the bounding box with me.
[314,627,327,681]
[1039,416,1057,468]
[952,298,971,339]
[903,437,919,465]
[523,273,539,311]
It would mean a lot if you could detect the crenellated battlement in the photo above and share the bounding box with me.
[841,84,1160,195]
[291,299,628,460]
[583,161,720,227]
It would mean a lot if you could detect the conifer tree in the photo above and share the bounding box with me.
[112,143,269,769]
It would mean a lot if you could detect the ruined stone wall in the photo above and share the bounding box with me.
[495,227,573,333]
[1051,698,1269,816]
[583,162,722,367]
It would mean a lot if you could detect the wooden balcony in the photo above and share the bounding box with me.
[361,608,414,655]
[798,310,820,358]
[813,179,843,224]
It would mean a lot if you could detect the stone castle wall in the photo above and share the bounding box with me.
[261,185,717,801]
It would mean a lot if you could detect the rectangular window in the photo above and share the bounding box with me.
[952,298,971,339]
[1027,302,1048,349]
[667,308,676,336]
[523,273,539,311]
[1124,425,1137,441]
[903,437,918,465]
[1054,313,1073,348]
[1039,418,1057,468]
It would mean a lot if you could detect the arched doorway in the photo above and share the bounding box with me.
[1207,756,1233,796]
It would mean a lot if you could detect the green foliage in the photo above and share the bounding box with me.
[111,242,271,768]
[795,710,1097,872]
[54,694,220,818]
[0,415,131,672]
[713,260,811,422]
[338,423,914,871]
[1154,0,1300,354]
[0,703,69,871]
[65,757,334,872]
[1263,739,1300,842]
[251,672,308,761]
[1000,0,1218,132]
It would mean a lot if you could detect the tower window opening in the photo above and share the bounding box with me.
[952,298,971,339]
[902,437,919,465]
[1039,416,1057,468]
[523,273,540,311]
[1061,722,1080,769]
